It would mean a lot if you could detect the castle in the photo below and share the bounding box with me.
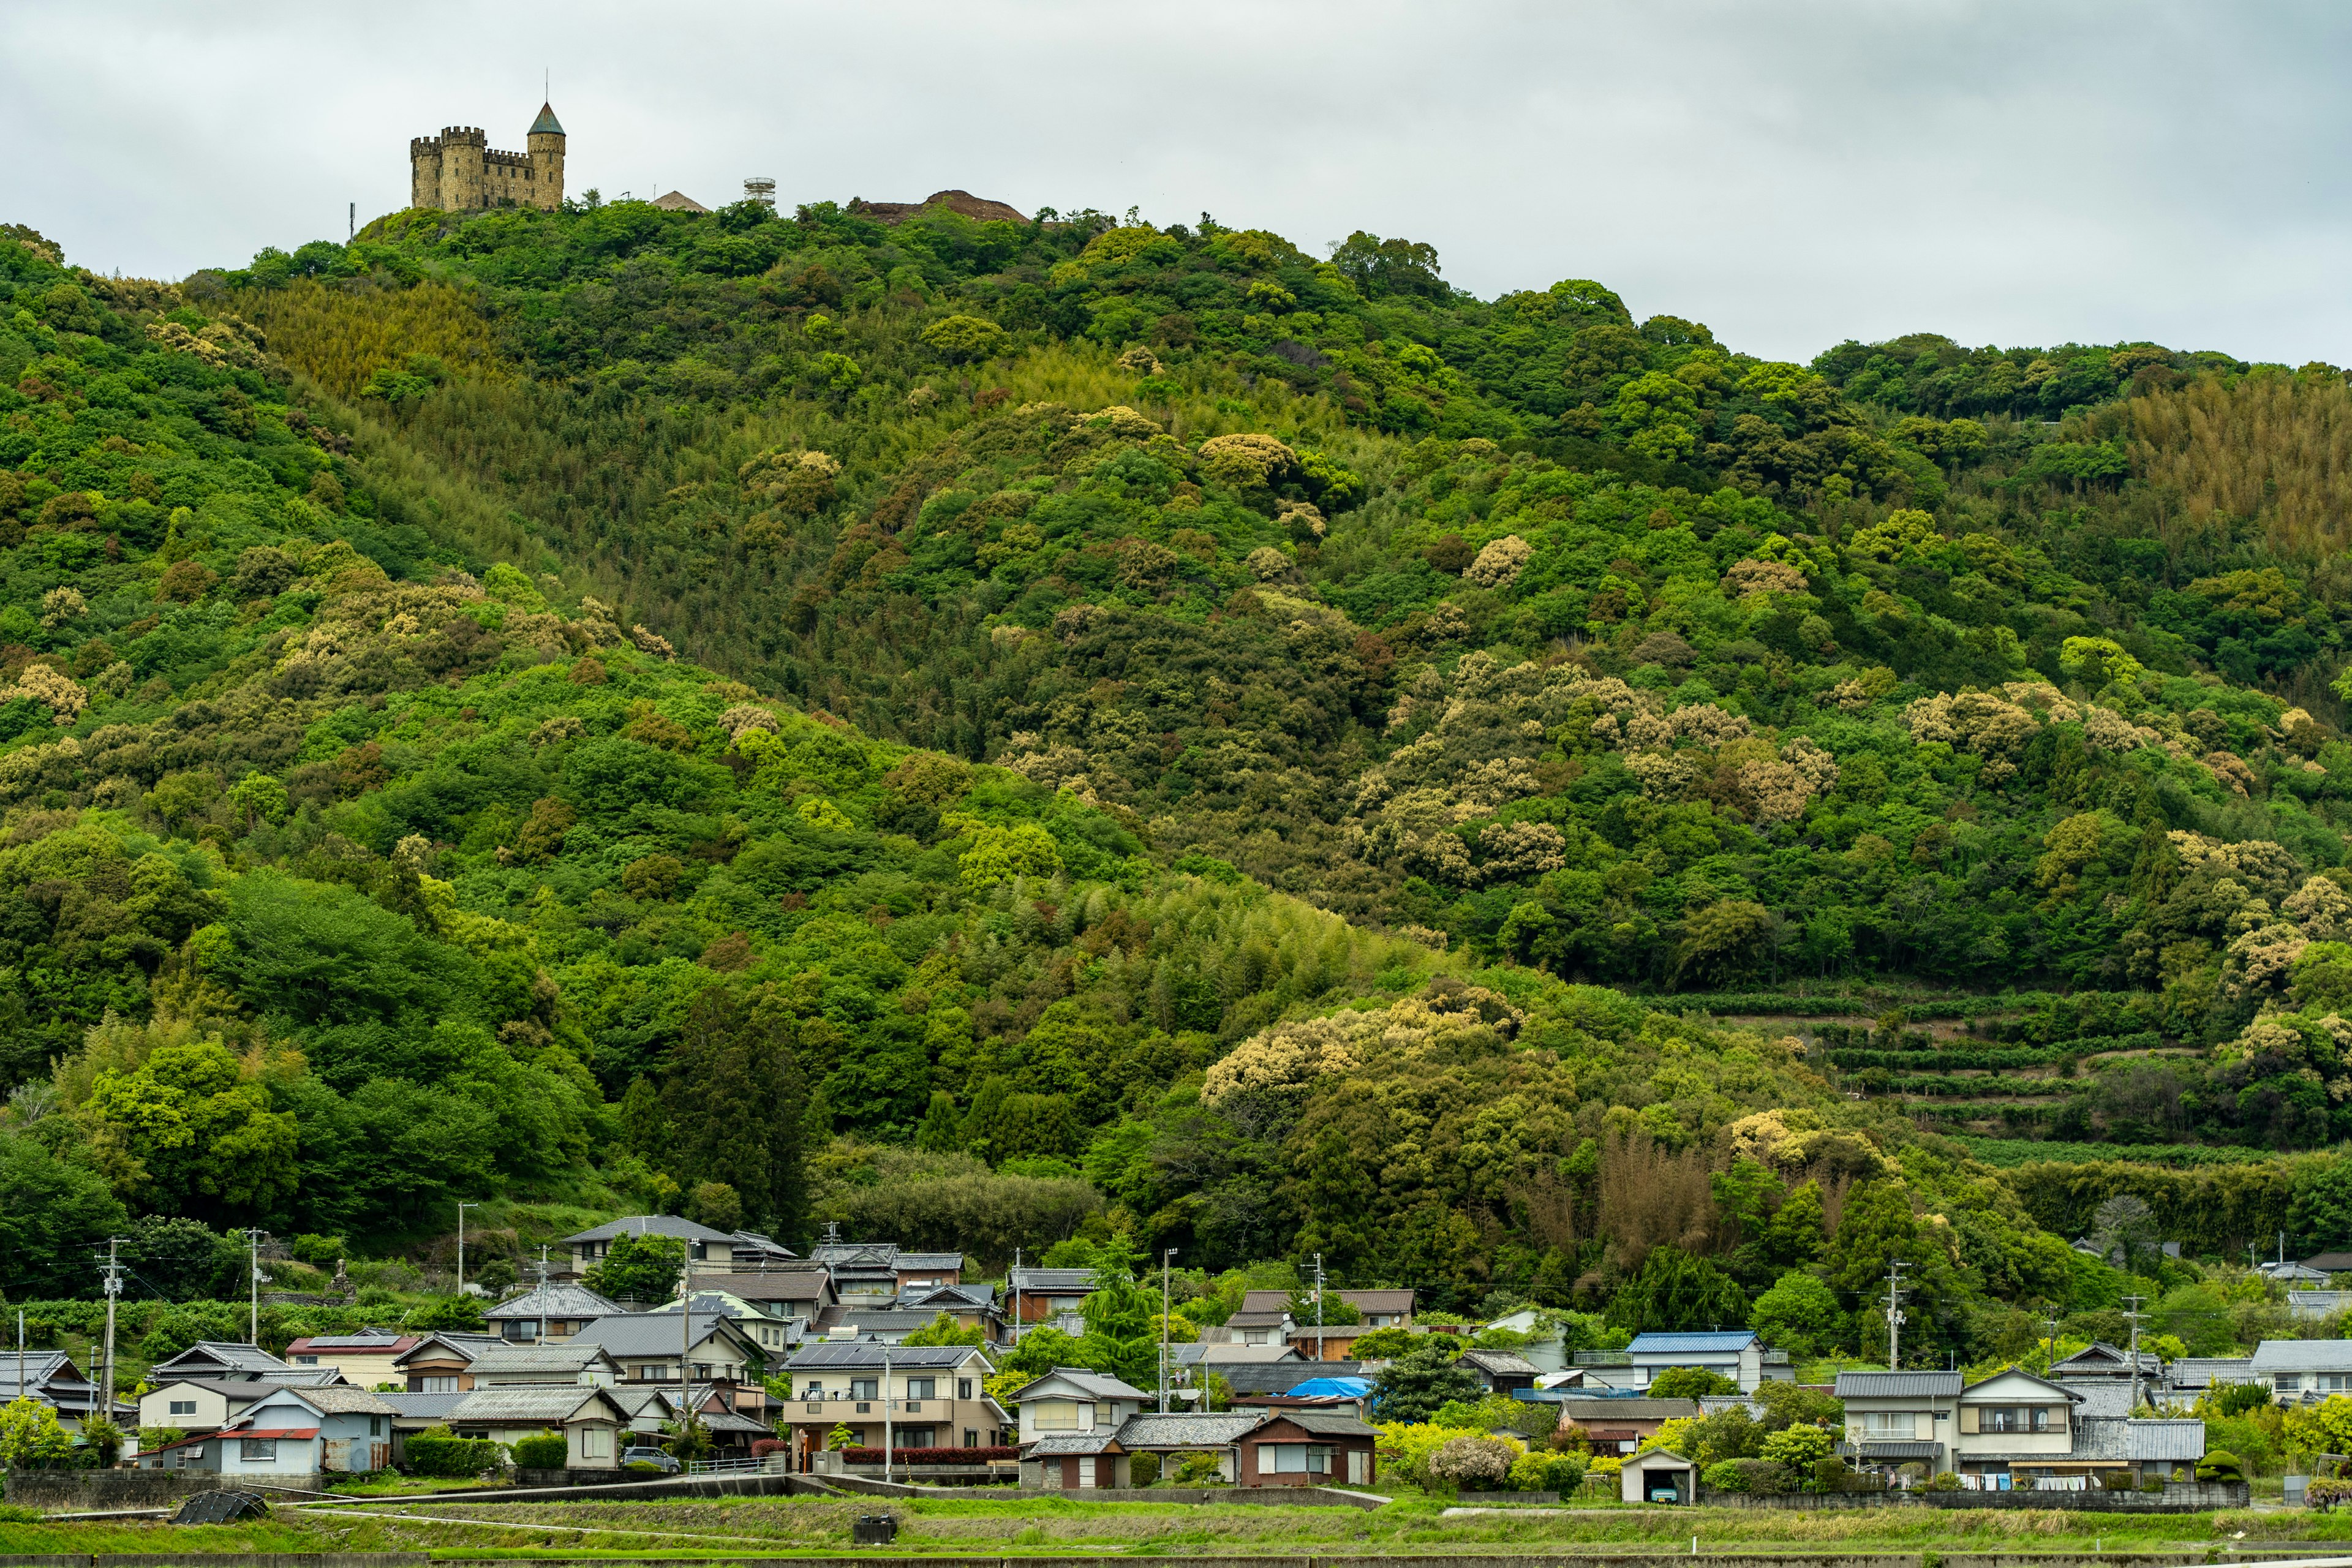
[409,102,565,213]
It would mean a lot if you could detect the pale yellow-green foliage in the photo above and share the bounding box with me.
[244,279,501,398]
[2133,371,2352,558]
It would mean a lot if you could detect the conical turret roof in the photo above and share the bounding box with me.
[529,102,564,137]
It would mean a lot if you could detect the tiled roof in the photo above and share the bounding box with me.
[1010,1368,1150,1403]
[529,102,564,137]
[1226,1311,1291,1329]
[1853,1439,1943,1460]
[2306,1251,2352,1272]
[2073,1416,2207,1462]
[1265,1409,1376,1438]
[1833,1371,1964,1398]
[1340,1289,1415,1314]
[785,1343,984,1370]
[378,1392,468,1420]
[2168,1357,2256,1387]
[1026,1431,1121,1455]
[563,1215,738,1244]
[688,1270,832,1302]
[2061,1381,2139,1419]
[897,1252,965,1270]
[394,1332,503,1365]
[447,1387,622,1423]
[1555,1397,1705,1422]
[1238,1290,1291,1314]
[1006,1267,1097,1292]
[1461,1349,1540,1376]
[259,1385,398,1415]
[568,1313,746,1359]
[1115,1411,1263,1447]
[486,1283,622,1321]
[1172,1343,1302,1364]
[2252,1339,2352,1373]
[153,1342,292,1376]
[1628,1330,1762,1353]
[287,1329,415,1352]
[469,1343,614,1376]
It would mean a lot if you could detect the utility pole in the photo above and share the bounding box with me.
[244,1229,270,1345]
[1012,1248,1022,1347]
[15,1310,23,1415]
[2043,1314,2061,1376]
[881,1340,894,1485]
[1883,1261,1909,1371]
[456,1202,481,1298]
[1313,1254,1326,1363]
[347,202,354,244]
[2122,1295,2147,1411]
[100,1237,127,1430]
[1161,1248,1178,1414]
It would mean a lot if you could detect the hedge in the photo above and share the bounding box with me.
[511,1432,569,1469]
[841,1446,1015,1464]
[404,1426,507,1478]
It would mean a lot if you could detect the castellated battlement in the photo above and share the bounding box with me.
[408,104,564,214]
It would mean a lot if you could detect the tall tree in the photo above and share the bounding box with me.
[662,986,810,1242]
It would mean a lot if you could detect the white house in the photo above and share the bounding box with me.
[1838,1365,2203,1487]
[2250,1338,2352,1401]
[1007,1368,1151,1446]
[1626,1331,1792,1393]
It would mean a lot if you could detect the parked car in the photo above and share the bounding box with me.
[622,1446,682,1472]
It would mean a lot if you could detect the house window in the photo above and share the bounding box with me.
[1980,1406,2052,1434]
[1264,1443,1334,1474]
[958,1379,973,1400]
[2318,1373,2352,1393]
[417,1376,457,1393]
[239,1438,276,1461]
[1863,1412,1917,1437]
[369,1417,383,1436]
[851,1378,878,1401]
[802,1381,823,1395]
[293,1355,318,1365]
[169,1400,197,1417]
[964,1430,978,1447]
[1032,1400,1082,1430]
[908,1378,937,1400]
[580,1427,611,1459]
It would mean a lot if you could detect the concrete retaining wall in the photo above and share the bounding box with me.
[1697,1482,2251,1514]
[2,1471,321,1512]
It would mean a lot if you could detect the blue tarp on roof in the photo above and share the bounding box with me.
[1287,1376,1373,1398]
[1626,1331,1759,1353]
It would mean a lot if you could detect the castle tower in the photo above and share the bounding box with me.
[527,102,565,211]
[440,126,487,211]
[409,135,444,210]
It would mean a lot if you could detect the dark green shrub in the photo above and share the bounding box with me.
[404,1425,507,1479]
[511,1431,569,1469]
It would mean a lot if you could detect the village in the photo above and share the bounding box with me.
[13,1214,2352,1509]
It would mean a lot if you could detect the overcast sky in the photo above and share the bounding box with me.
[5,0,2348,366]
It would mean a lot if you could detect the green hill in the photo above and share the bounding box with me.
[3,201,2351,1368]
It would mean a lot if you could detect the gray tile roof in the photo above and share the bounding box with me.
[1265,1409,1376,1438]
[1833,1371,1964,1398]
[899,1283,997,1310]
[1220,1360,1364,1396]
[2061,1381,2140,1419]
[1006,1267,1098,1292]
[1011,1368,1150,1403]
[1341,1289,1415,1314]
[1461,1349,1540,1376]
[2252,1339,2352,1373]
[693,1270,832,1302]
[785,1342,986,1370]
[486,1283,622,1321]
[378,1392,469,1421]
[564,1215,739,1245]
[255,1385,399,1416]
[1554,1397,1706,1422]
[1226,1311,1291,1329]
[448,1387,624,1423]
[1115,1411,1264,1448]
[1027,1431,1122,1455]
[2072,1417,2206,1462]
[152,1342,292,1377]
[2168,1357,2256,1388]
[568,1313,748,1359]
[468,1343,615,1377]
[897,1252,964,1270]
[1172,1343,1302,1365]
[1852,1439,1943,1460]
[394,1332,503,1365]
[266,1368,352,1386]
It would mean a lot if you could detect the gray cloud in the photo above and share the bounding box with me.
[4,0,2348,363]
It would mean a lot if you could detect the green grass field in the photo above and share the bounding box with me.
[4,1493,2350,1558]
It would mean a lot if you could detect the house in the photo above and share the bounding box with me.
[147,1341,297,1383]
[1555,1396,1704,1455]
[1343,1289,1414,1329]
[1622,1446,1698,1503]
[1233,1375,1377,1422]
[614,1382,774,1459]
[2262,1260,2330,1284]
[392,1331,504,1392]
[2049,1342,2162,1384]
[2250,1338,2352,1401]
[1238,1409,1378,1487]
[377,1390,468,1463]
[465,1342,620,1388]
[1006,1266,1098,1328]
[2073,1415,2206,1482]
[1008,1368,1151,1447]
[562,1216,742,1280]
[897,1252,965,1291]
[832,1308,956,1344]
[0,1351,109,1430]
[811,1242,905,1303]
[1087,1410,1261,1485]
[485,1282,621,1343]
[731,1232,799,1270]
[780,1341,1006,1467]
[138,1378,287,1436]
[678,1268,837,1333]
[897,1282,1005,1342]
[670,1286,801,1357]
[567,1312,763,1407]
[1229,1290,1296,1344]
[1286,1325,1374,1361]
[2306,1250,2352,1274]
[444,1385,629,1468]
[2287,1290,2352,1319]
[1218,1359,1367,1400]
[2166,1356,2256,1393]
[132,1384,397,1476]
[282,1327,420,1385]
[1457,1348,1542,1396]
[1834,1370,1963,1472]
[1173,1343,1305,1373]
[1485,1308,1567,1373]
[1625,1330,1793,1393]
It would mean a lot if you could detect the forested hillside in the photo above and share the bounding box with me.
[6,194,2352,1372]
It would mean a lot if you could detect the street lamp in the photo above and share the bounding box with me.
[1160,1248,1179,1413]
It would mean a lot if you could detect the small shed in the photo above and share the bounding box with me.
[1022,1430,1129,1489]
[1238,1409,1378,1487]
[443,1385,628,1468]
[1621,1446,1697,1504]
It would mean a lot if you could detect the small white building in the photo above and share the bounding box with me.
[1621,1446,1697,1503]
[444,1385,629,1468]
[133,1384,396,1476]
[1007,1368,1152,1446]
[1625,1331,1792,1393]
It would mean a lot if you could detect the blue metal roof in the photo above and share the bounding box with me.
[1627,1331,1760,1352]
